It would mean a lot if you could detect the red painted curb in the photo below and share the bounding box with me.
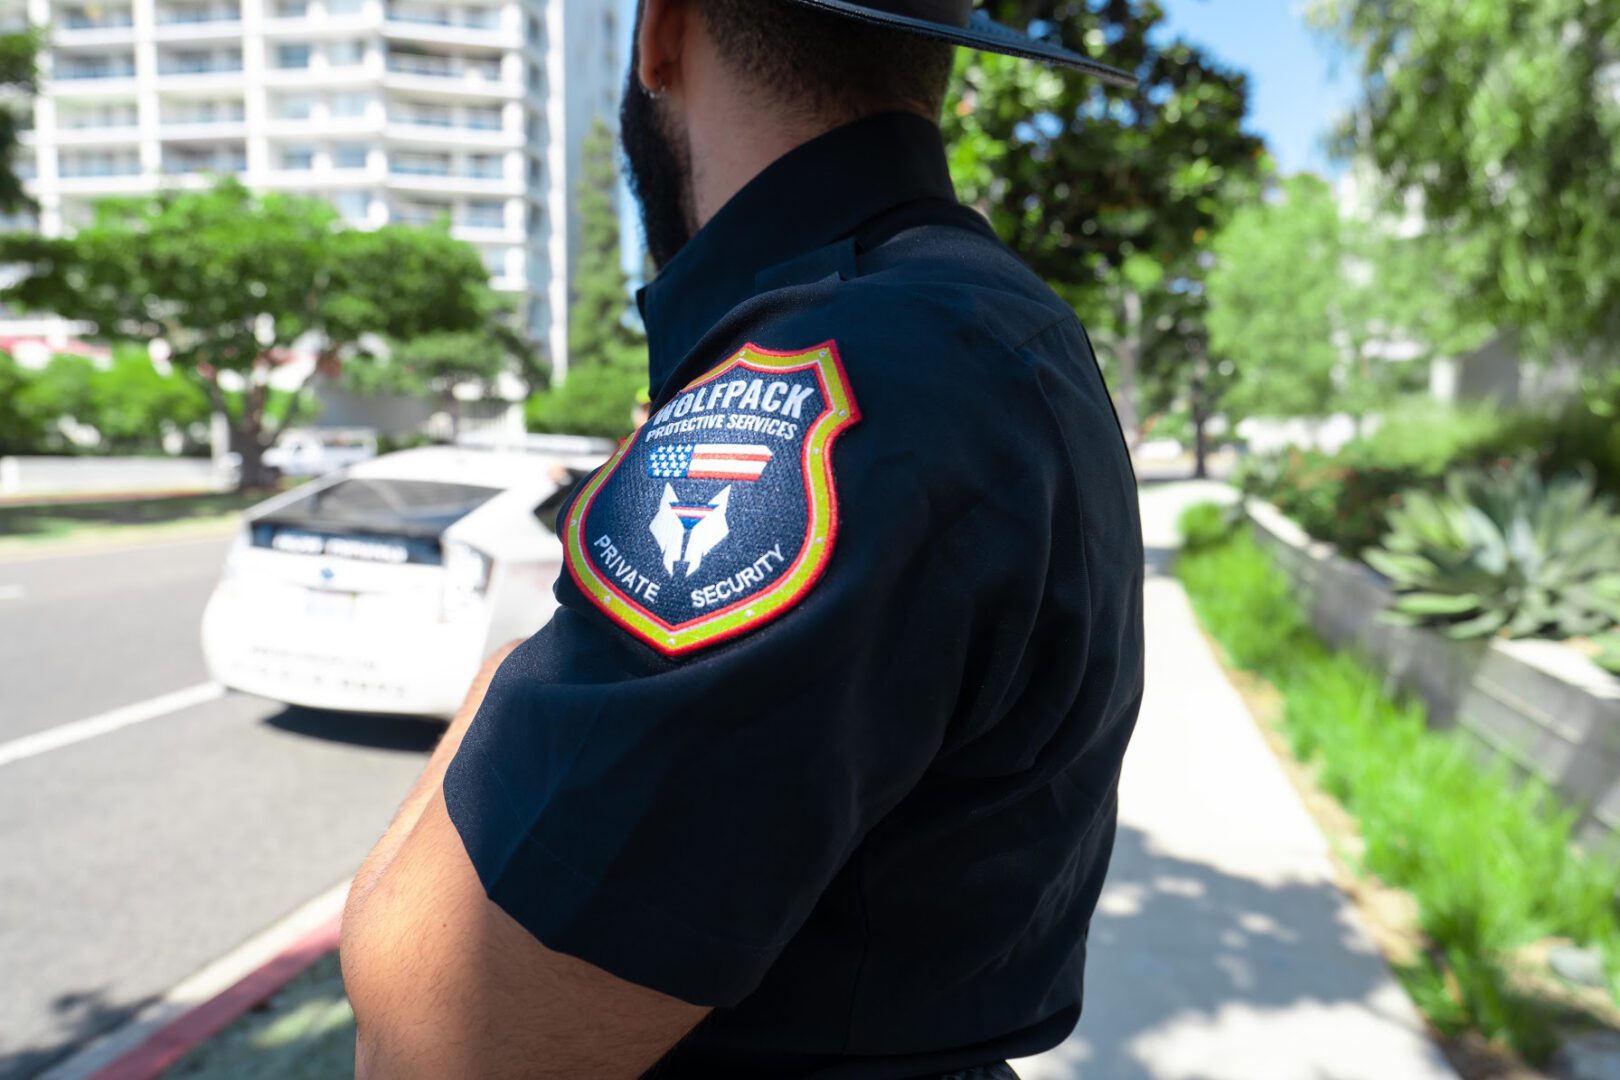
[89,913,343,1080]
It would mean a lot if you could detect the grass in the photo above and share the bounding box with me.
[1175,503,1620,1063]
[169,951,353,1080]
[0,489,268,551]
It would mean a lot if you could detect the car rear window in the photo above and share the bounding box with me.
[261,478,502,538]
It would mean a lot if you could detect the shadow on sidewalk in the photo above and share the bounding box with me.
[1021,822,1422,1080]
[0,985,158,1080]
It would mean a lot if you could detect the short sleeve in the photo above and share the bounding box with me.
[443,451,986,1007]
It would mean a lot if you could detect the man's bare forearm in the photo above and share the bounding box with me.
[345,640,520,921]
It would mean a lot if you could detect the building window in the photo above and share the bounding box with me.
[482,247,508,277]
[280,145,315,170]
[273,0,307,14]
[466,105,501,131]
[328,0,363,13]
[464,199,503,228]
[328,40,364,66]
[162,98,243,124]
[390,151,450,176]
[60,150,140,178]
[331,190,369,223]
[466,153,500,179]
[331,92,369,117]
[274,93,314,119]
[333,142,368,169]
[275,43,311,68]
[394,200,449,226]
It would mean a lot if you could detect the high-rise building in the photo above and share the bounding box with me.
[2,0,622,380]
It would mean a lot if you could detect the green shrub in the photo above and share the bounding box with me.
[1596,633,1620,676]
[1342,403,1512,477]
[1175,508,1620,1060]
[1235,448,1419,554]
[1366,461,1620,640]
[1239,394,1620,556]
[1175,502,1234,553]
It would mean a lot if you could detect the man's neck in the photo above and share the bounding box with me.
[686,103,835,230]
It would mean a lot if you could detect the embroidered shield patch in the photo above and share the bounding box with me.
[563,342,860,657]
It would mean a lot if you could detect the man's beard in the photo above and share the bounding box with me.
[620,63,696,272]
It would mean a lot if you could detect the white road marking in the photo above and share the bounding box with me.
[0,682,224,768]
[0,584,24,601]
[38,879,351,1080]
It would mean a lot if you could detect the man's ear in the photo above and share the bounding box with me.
[637,0,692,96]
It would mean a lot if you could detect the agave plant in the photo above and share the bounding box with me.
[1365,462,1620,640]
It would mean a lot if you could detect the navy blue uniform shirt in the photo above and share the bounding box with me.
[445,111,1144,1078]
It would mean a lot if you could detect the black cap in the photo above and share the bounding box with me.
[778,0,1138,88]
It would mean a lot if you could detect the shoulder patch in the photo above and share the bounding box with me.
[563,341,860,657]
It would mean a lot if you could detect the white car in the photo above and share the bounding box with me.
[202,438,610,718]
[262,428,379,479]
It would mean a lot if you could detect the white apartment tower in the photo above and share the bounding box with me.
[4,0,621,379]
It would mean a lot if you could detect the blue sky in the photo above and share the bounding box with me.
[1155,0,1356,176]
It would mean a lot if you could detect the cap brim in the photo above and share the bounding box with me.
[777,1,1139,89]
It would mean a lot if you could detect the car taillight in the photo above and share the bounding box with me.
[442,540,492,615]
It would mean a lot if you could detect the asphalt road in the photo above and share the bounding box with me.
[0,536,437,1079]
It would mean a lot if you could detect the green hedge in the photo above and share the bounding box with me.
[1176,504,1620,1061]
[1238,384,1620,555]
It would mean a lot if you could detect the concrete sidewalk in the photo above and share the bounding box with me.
[1014,480,1457,1080]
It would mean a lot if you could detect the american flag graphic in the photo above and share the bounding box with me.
[646,443,773,482]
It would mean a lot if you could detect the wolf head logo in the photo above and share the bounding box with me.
[649,484,732,576]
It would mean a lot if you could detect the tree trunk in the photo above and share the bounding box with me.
[1117,288,1142,449]
[1190,337,1210,480]
[236,370,277,491]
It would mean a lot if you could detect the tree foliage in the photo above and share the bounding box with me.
[0,348,213,455]
[1310,0,1620,355]
[0,351,44,454]
[0,180,492,485]
[941,0,1266,439]
[527,119,645,438]
[1207,176,1344,420]
[1207,174,1480,425]
[0,28,38,215]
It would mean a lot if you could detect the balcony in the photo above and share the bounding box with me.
[386,4,497,29]
[382,4,509,48]
[54,62,136,80]
[162,154,246,176]
[156,4,242,22]
[383,53,514,100]
[385,53,499,80]
[60,156,140,178]
[61,10,134,29]
[157,55,243,76]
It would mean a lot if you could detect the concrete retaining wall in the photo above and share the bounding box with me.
[1247,500,1620,846]
[0,456,230,497]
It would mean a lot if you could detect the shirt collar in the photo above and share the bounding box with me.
[637,110,957,395]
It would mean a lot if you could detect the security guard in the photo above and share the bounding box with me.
[341,2,1145,1078]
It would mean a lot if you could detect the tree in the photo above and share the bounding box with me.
[0,180,491,487]
[346,320,537,441]
[1310,0,1620,356]
[1206,176,1344,422]
[0,27,39,214]
[92,348,212,452]
[942,1,1266,443]
[527,119,645,438]
[1206,174,1479,432]
[0,351,44,454]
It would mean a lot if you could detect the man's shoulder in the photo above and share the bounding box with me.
[736,240,1088,410]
